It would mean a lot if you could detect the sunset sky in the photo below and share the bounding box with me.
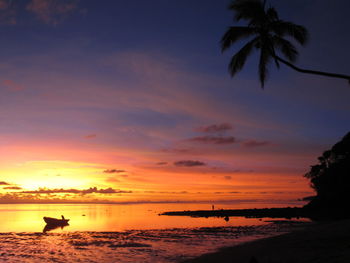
[0,0,349,204]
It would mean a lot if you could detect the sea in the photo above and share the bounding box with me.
[0,201,310,262]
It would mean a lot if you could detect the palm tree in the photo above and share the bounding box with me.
[221,0,350,88]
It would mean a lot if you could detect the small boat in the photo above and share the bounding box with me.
[43,215,70,225]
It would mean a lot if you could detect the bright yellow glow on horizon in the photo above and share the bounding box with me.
[0,154,313,203]
[1,160,106,191]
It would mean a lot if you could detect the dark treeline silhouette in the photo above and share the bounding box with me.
[221,0,350,88]
[304,131,350,218]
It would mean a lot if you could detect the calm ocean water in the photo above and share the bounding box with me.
[0,202,310,262]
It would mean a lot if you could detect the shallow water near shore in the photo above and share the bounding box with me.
[0,202,310,262]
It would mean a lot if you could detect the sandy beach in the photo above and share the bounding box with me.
[184,219,350,263]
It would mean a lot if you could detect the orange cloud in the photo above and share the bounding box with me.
[84,134,97,139]
[103,169,126,174]
[2,79,24,91]
[105,177,120,183]
[3,186,22,190]
[156,162,167,165]
[21,187,132,195]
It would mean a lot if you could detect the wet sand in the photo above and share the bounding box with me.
[0,223,301,263]
[184,219,350,263]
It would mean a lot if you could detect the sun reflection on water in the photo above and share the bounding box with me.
[1,203,279,232]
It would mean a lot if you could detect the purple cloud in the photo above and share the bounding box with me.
[26,0,79,25]
[243,140,271,148]
[188,136,236,145]
[0,0,17,25]
[174,160,206,167]
[196,123,233,133]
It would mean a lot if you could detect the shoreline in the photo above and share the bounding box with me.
[182,219,350,263]
[161,207,308,219]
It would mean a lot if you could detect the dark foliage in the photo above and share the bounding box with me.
[304,132,350,217]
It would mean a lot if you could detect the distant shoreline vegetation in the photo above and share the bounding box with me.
[160,207,336,221]
[161,207,308,219]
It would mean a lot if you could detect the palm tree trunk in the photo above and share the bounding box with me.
[274,55,350,83]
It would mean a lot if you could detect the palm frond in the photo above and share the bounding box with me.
[229,0,265,22]
[221,26,256,52]
[258,45,272,88]
[273,36,298,62]
[228,37,258,76]
[266,7,278,21]
[271,20,309,45]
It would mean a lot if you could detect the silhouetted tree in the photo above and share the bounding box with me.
[221,0,350,88]
[304,132,350,217]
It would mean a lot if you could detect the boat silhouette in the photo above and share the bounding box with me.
[44,215,69,225]
[43,215,70,232]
